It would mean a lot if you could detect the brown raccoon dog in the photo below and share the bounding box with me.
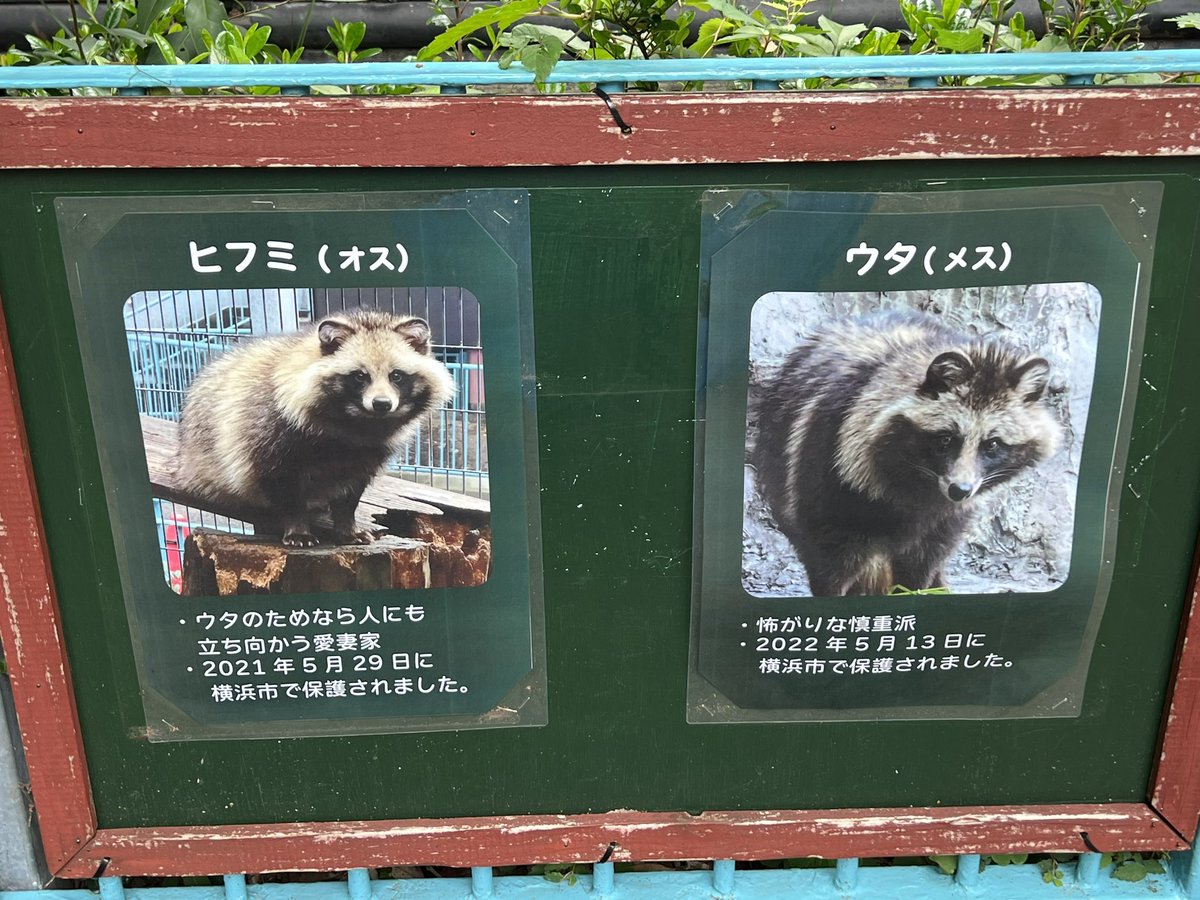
[176,308,455,548]
[752,312,1062,597]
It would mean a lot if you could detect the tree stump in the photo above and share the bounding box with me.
[374,510,492,589]
[181,531,433,596]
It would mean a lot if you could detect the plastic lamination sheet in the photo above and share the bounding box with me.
[689,183,1161,722]
[55,190,546,741]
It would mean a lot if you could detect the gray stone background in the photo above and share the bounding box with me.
[741,284,1101,597]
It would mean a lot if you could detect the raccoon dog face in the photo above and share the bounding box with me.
[304,310,449,426]
[865,344,1061,506]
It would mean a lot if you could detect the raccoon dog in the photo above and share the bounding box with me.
[752,312,1062,597]
[177,308,455,548]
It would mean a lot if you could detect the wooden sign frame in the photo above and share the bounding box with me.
[1,87,1200,878]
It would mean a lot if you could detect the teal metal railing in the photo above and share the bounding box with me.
[3,854,1200,899]
[0,49,1199,91]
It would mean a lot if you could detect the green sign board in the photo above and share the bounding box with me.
[1,162,1196,829]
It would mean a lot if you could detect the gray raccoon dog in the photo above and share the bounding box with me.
[176,307,455,548]
[752,312,1062,597]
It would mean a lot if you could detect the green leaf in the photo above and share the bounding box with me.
[417,0,544,61]
[135,0,178,35]
[782,31,832,55]
[147,32,176,62]
[107,27,154,46]
[241,24,269,58]
[686,0,762,28]
[341,20,367,52]
[861,27,901,55]
[929,855,957,876]
[933,26,984,51]
[987,854,1028,866]
[1168,13,1200,30]
[818,16,867,52]
[691,15,727,55]
[182,0,226,58]
[728,24,769,39]
[1112,861,1148,882]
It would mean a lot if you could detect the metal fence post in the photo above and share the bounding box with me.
[0,670,45,889]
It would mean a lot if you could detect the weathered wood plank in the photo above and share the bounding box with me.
[0,299,97,871]
[58,803,1185,878]
[4,90,1200,170]
[1150,533,1200,840]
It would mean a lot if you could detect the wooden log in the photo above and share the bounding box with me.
[373,509,492,589]
[180,531,434,596]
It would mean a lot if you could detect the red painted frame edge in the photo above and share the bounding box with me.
[57,805,1186,878]
[1,87,1200,169]
[1,87,1199,878]
[0,298,97,873]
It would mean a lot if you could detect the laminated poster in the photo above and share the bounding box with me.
[689,184,1161,722]
[56,191,545,741]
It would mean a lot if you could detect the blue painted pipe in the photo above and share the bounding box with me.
[1,49,1199,89]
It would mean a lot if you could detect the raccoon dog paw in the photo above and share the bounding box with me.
[282,529,320,548]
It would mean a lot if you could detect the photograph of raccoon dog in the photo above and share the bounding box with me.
[743,285,1100,599]
[127,288,490,595]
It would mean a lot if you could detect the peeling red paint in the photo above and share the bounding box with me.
[0,298,97,869]
[1,89,1200,169]
[54,803,1188,878]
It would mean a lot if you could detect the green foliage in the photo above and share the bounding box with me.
[1105,851,1168,882]
[3,0,191,66]
[0,0,383,95]
[691,0,884,62]
[497,24,566,82]
[0,0,1181,93]
[987,853,1028,866]
[1039,0,1155,51]
[418,0,544,61]
[1038,857,1065,887]
[533,863,586,886]
[327,19,381,63]
[412,0,1164,88]
[200,21,274,64]
[889,584,951,595]
[928,855,958,875]
[0,0,296,72]
[420,0,697,87]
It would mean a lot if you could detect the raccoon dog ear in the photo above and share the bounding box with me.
[1011,357,1051,402]
[919,351,975,398]
[317,318,356,356]
[393,317,433,354]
